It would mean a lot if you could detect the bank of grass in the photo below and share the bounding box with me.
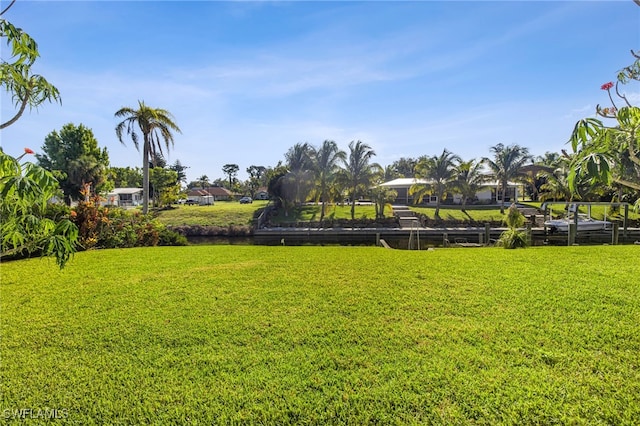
[410,205,506,222]
[269,204,380,223]
[525,201,640,221]
[154,200,269,226]
[2,245,639,424]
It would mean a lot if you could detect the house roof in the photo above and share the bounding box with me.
[379,178,519,188]
[108,187,143,195]
[187,186,233,197]
[379,178,428,187]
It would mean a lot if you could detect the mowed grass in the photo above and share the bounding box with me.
[270,204,381,223]
[409,205,506,222]
[155,200,269,226]
[2,246,640,424]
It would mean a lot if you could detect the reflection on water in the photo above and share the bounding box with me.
[186,235,439,249]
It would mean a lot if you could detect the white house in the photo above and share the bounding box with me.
[104,188,143,207]
[379,178,520,205]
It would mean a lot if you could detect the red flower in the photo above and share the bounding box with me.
[600,82,614,91]
[24,147,35,154]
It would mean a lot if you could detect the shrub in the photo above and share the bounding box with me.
[497,204,529,249]
[71,188,185,250]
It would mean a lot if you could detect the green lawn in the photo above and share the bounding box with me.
[2,246,639,424]
[154,200,269,226]
[269,204,382,223]
[525,201,640,221]
[409,205,506,222]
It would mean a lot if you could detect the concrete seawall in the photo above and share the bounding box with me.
[255,226,640,247]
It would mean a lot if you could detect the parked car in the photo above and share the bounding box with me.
[184,199,198,205]
[239,196,253,204]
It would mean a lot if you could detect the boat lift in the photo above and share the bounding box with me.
[541,201,630,245]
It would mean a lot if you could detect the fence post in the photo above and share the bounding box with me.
[568,222,576,246]
[612,223,619,245]
[484,223,491,245]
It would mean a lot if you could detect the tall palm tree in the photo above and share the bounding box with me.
[341,140,376,220]
[197,175,210,190]
[482,143,532,214]
[284,142,313,205]
[409,149,461,218]
[453,159,485,213]
[370,164,397,219]
[311,140,346,221]
[115,101,181,214]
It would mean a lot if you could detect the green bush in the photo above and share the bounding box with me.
[498,204,529,249]
[71,191,185,250]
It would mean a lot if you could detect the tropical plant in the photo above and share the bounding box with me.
[284,142,314,205]
[0,149,78,267]
[482,143,532,213]
[0,15,60,129]
[453,159,485,212]
[149,167,179,207]
[114,101,181,214]
[222,163,239,189]
[569,52,640,211]
[409,149,461,218]
[497,203,528,249]
[370,165,397,219]
[246,165,267,198]
[0,8,77,268]
[36,123,110,204]
[538,156,599,202]
[107,166,143,188]
[390,157,418,178]
[310,140,346,221]
[341,141,377,220]
[169,160,189,185]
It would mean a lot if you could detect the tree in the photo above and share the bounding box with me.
[311,140,346,221]
[0,7,77,268]
[390,157,418,178]
[0,15,60,129]
[370,165,397,219]
[482,143,532,214]
[284,142,314,205]
[569,51,640,210]
[107,166,143,188]
[0,149,78,267]
[222,163,239,189]
[453,159,485,213]
[409,149,460,218]
[246,165,267,197]
[341,140,377,220]
[170,160,189,185]
[115,101,181,214]
[36,123,110,205]
[539,155,599,203]
[196,174,209,189]
[149,167,179,207]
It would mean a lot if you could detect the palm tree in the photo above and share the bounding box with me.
[197,175,210,190]
[482,143,532,214]
[341,141,376,220]
[453,159,485,213]
[409,149,461,218]
[115,101,181,214]
[311,140,346,221]
[284,142,313,205]
[370,164,397,219]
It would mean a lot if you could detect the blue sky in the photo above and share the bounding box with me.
[1,1,639,182]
